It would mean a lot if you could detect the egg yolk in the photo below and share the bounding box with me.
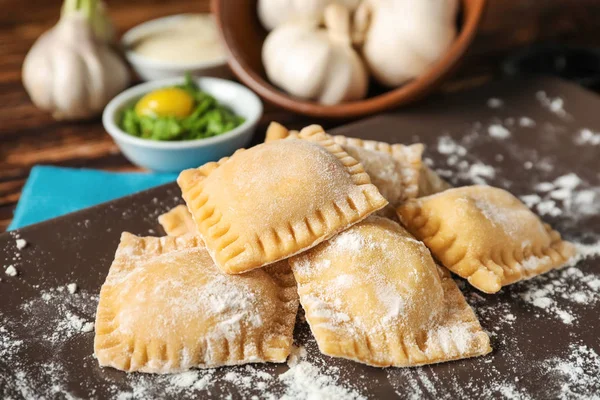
[135,88,194,118]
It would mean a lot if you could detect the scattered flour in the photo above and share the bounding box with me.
[19,287,98,343]
[487,98,503,108]
[387,358,534,400]
[433,135,498,185]
[437,136,467,156]
[53,311,95,336]
[536,91,570,119]
[1,287,99,398]
[521,285,575,325]
[535,182,556,192]
[0,323,24,362]
[544,344,600,399]
[67,283,78,294]
[108,369,219,400]
[468,163,496,183]
[519,173,600,218]
[520,194,542,208]
[4,265,18,276]
[535,200,562,217]
[554,173,582,190]
[519,117,536,127]
[517,241,600,325]
[574,128,600,146]
[15,239,27,250]
[280,346,365,400]
[488,124,511,139]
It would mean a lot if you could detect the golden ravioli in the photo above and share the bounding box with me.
[290,216,491,367]
[94,233,298,373]
[398,185,577,294]
[178,135,388,274]
[158,205,198,236]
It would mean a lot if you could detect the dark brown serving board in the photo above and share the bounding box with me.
[1,77,599,399]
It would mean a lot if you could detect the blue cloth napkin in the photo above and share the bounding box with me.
[9,166,177,230]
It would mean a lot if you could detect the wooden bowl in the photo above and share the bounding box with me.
[212,0,487,118]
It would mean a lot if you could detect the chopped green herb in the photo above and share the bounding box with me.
[119,74,245,141]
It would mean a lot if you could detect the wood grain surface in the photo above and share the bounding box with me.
[1,0,600,232]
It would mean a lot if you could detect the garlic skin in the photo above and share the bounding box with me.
[257,0,361,31]
[89,1,116,44]
[22,13,129,120]
[360,0,459,87]
[262,4,368,105]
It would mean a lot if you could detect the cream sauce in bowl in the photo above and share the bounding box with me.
[130,14,226,65]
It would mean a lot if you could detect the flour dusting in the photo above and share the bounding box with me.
[519,117,536,127]
[574,128,600,146]
[536,91,570,119]
[0,287,98,398]
[280,345,365,400]
[487,98,503,108]
[519,172,600,219]
[4,265,18,276]
[544,343,600,399]
[488,124,511,139]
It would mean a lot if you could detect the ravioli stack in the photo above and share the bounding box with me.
[94,123,576,373]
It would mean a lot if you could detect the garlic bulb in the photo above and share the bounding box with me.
[359,0,459,87]
[262,4,368,105]
[257,0,361,31]
[22,0,129,120]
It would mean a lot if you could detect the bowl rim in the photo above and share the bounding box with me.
[102,76,263,150]
[122,13,229,71]
[212,0,487,118]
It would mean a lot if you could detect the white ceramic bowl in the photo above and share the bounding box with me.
[103,77,263,173]
[122,14,231,81]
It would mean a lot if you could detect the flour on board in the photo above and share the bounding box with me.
[487,98,503,108]
[488,124,511,139]
[4,265,18,276]
[574,128,600,146]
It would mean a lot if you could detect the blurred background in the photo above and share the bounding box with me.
[2,0,600,231]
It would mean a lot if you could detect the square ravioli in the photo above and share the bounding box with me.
[178,134,388,274]
[289,216,491,367]
[94,233,298,373]
[397,185,577,294]
[158,205,198,236]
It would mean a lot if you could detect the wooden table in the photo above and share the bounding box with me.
[2,0,600,232]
